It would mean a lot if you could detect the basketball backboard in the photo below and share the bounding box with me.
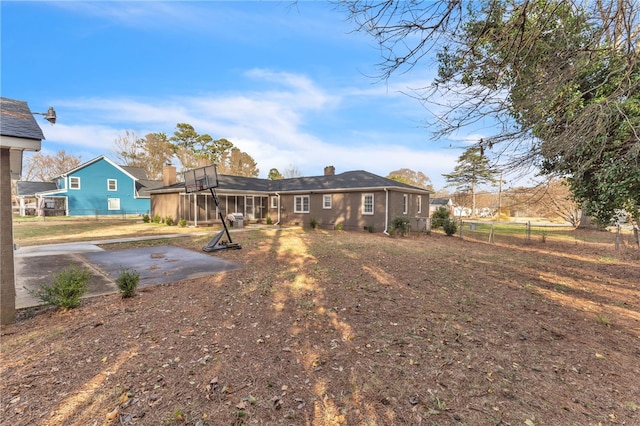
[183,164,218,193]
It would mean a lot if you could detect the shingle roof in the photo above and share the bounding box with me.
[154,170,433,194]
[121,166,149,180]
[16,181,57,196]
[0,97,46,140]
[275,170,429,192]
[430,197,452,205]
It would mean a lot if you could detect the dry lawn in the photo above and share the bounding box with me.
[1,226,639,425]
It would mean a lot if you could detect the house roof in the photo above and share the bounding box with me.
[16,181,57,197]
[153,170,433,195]
[0,97,46,140]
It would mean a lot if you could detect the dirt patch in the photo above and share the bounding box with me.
[1,229,639,425]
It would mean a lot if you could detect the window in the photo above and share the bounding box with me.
[69,176,80,190]
[107,198,120,211]
[271,196,279,209]
[107,179,117,191]
[323,194,332,209]
[294,195,310,213]
[417,195,422,214]
[403,194,408,214]
[362,193,374,215]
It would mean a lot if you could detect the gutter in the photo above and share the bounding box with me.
[275,192,281,225]
[383,188,390,235]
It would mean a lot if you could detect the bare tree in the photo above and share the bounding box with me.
[341,0,640,226]
[387,168,434,190]
[283,164,302,178]
[22,150,82,181]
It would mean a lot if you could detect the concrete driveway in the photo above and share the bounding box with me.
[14,236,241,310]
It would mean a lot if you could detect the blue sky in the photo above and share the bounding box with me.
[1,1,485,190]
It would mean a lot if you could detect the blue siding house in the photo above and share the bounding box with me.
[30,156,162,216]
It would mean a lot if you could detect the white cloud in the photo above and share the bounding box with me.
[42,69,458,189]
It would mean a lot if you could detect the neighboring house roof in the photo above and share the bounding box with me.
[121,166,149,180]
[430,197,452,206]
[0,97,45,140]
[16,181,57,197]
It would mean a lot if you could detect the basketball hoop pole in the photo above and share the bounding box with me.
[183,164,241,252]
[212,187,233,243]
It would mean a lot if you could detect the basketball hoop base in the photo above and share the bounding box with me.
[202,229,242,252]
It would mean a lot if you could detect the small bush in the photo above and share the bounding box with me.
[179,218,187,227]
[335,222,343,231]
[153,214,162,224]
[365,225,375,233]
[116,268,140,298]
[310,218,319,229]
[390,216,411,236]
[266,215,273,225]
[28,266,90,309]
[432,206,450,229]
[443,219,458,236]
[142,214,150,223]
[165,217,175,226]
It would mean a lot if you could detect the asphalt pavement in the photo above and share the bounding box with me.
[14,233,242,310]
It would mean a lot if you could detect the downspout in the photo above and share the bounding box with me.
[383,188,390,235]
[274,192,281,225]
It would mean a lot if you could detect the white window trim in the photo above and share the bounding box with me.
[417,195,422,214]
[69,176,81,190]
[362,193,374,215]
[107,179,117,191]
[403,194,408,215]
[107,198,120,211]
[294,195,310,213]
[323,194,332,209]
[271,196,278,209]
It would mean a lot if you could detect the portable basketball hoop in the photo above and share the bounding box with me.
[183,164,241,252]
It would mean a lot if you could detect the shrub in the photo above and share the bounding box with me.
[335,222,343,231]
[142,214,150,223]
[179,218,187,227]
[390,216,411,236]
[443,219,458,236]
[432,206,450,229]
[266,215,273,225]
[310,218,319,229]
[28,266,90,309]
[365,225,375,233]
[153,214,162,224]
[165,217,174,226]
[116,268,140,298]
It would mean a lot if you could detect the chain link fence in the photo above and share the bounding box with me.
[451,220,639,251]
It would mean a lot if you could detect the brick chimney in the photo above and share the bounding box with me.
[324,165,335,176]
[162,164,177,186]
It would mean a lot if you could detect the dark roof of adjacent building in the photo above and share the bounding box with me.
[0,97,46,140]
[122,166,149,180]
[16,181,57,196]
[430,197,452,205]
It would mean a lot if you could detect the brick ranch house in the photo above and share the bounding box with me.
[150,166,433,233]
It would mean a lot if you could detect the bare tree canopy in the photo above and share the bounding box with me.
[340,0,640,226]
[387,168,434,190]
[22,150,82,182]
